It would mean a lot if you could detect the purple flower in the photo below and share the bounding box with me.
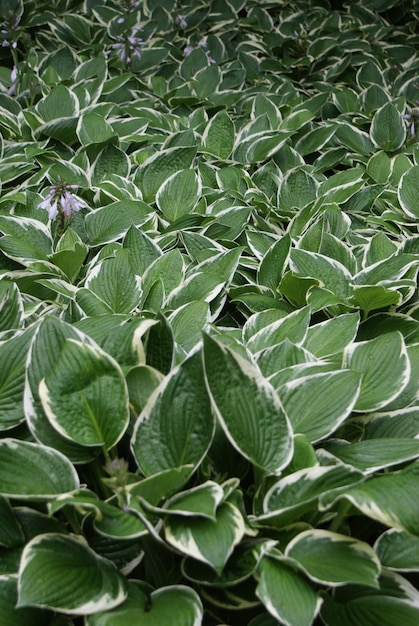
[110,25,145,65]
[38,179,82,222]
[176,14,188,29]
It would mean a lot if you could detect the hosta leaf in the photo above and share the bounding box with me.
[370,102,406,152]
[0,496,24,548]
[258,233,291,291]
[132,350,215,476]
[278,169,319,212]
[304,313,359,358]
[259,464,363,527]
[343,332,409,412]
[278,370,362,443]
[323,438,419,473]
[165,501,245,575]
[123,224,162,275]
[0,439,79,500]
[24,316,100,463]
[256,554,321,626]
[0,575,47,626]
[85,200,152,246]
[156,169,201,222]
[18,533,127,614]
[169,301,210,355]
[85,249,140,314]
[0,280,23,331]
[361,407,419,440]
[77,111,117,146]
[182,541,269,588]
[320,461,419,535]
[398,165,419,219]
[201,109,235,159]
[136,146,197,203]
[0,216,52,263]
[247,307,311,353]
[290,249,352,300]
[39,339,129,450]
[86,582,203,626]
[150,481,224,520]
[285,529,380,587]
[0,328,36,431]
[374,529,419,571]
[203,334,293,475]
[321,587,419,626]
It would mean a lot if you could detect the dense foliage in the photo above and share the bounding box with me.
[1,0,419,624]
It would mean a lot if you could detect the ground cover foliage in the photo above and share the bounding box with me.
[0,0,419,623]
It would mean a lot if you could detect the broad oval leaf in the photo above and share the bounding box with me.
[39,339,129,450]
[285,529,381,587]
[156,169,201,222]
[0,575,47,626]
[374,529,419,572]
[321,586,419,626]
[131,350,215,476]
[165,501,245,575]
[203,334,293,475]
[323,438,419,473]
[202,109,235,160]
[320,461,419,535]
[398,165,419,219]
[370,102,406,152]
[278,370,362,443]
[256,554,321,626]
[343,332,409,412]
[0,439,79,500]
[86,582,203,626]
[18,533,127,614]
[85,249,140,314]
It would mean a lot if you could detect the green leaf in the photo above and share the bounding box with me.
[37,85,79,121]
[285,529,380,587]
[132,350,215,476]
[86,582,203,626]
[258,233,291,290]
[169,300,209,355]
[39,338,129,450]
[246,307,311,353]
[370,102,406,152]
[0,575,47,626]
[157,481,224,519]
[85,249,140,314]
[343,332,409,412]
[165,501,245,575]
[278,169,319,212]
[24,316,100,463]
[18,533,127,614]
[321,461,419,535]
[0,496,24,548]
[304,313,359,358]
[290,249,352,300]
[0,328,35,431]
[156,169,201,221]
[123,225,162,275]
[202,110,235,159]
[398,165,419,219]
[323,438,419,473]
[203,334,293,474]
[375,529,419,571]
[77,112,117,146]
[321,585,419,626]
[0,216,52,263]
[278,370,362,442]
[136,147,197,203]
[260,464,363,527]
[257,554,321,626]
[85,200,152,246]
[0,280,23,331]
[0,439,79,500]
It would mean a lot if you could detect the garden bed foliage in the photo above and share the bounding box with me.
[1,0,419,624]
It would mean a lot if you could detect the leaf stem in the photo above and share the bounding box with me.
[329,500,351,533]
